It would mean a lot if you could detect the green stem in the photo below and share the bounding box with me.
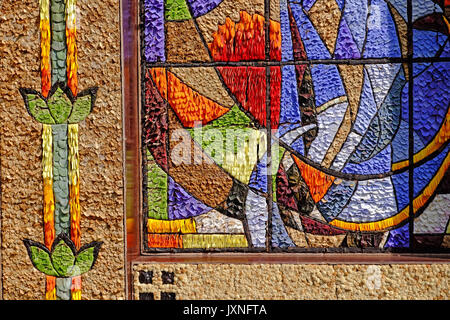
[52,124,71,300]
[50,0,67,84]
[49,0,71,300]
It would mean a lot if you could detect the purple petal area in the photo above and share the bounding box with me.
[168,177,211,220]
[334,15,361,59]
[187,0,223,18]
[144,0,165,62]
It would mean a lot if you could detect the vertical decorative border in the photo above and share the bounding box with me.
[20,0,102,300]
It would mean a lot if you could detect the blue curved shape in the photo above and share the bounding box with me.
[187,0,223,18]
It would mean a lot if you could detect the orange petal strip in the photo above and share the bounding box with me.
[40,0,51,97]
[149,68,167,100]
[148,234,183,248]
[162,71,230,128]
[45,276,56,300]
[71,276,82,300]
[292,155,335,203]
[66,0,78,95]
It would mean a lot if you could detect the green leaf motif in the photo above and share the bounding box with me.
[23,236,102,278]
[24,241,59,277]
[51,240,76,277]
[48,87,72,124]
[71,246,95,277]
[68,94,92,123]
[24,93,56,124]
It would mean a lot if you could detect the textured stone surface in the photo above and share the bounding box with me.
[0,0,125,299]
[133,263,450,300]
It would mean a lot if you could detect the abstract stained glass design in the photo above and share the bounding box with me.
[141,0,450,251]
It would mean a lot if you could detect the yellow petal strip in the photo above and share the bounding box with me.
[68,124,80,248]
[43,124,56,300]
[393,108,450,171]
[45,277,56,300]
[68,123,81,300]
[147,218,197,234]
[183,234,248,249]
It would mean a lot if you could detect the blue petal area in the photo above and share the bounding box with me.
[279,65,302,131]
[366,64,401,109]
[186,0,223,18]
[413,63,450,145]
[413,131,425,154]
[401,79,409,122]
[310,64,346,107]
[384,223,409,248]
[414,144,450,198]
[272,203,296,248]
[363,0,401,58]
[342,0,368,53]
[413,30,447,58]
[441,40,450,58]
[281,0,294,61]
[413,63,431,77]
[290,0,316,12]
[412,0,443,22]
[168,177,211,220]
[249,154,268,193]
[317,180,356,222]
[290,136,305,156]
[290,3,332,59]
[334,14,361,59]
[391,171,409,211]
[343,145,392,175]
[392,120,409,162]
[387,0,407,21]
[335,0,345,11]
[353,69,377,135]
[351,68,405,163]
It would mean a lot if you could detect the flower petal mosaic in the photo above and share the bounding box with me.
[141,0,450,252]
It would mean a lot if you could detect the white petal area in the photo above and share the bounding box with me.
[281,151,294,171]
[309,205,327,223]
[365,64,400,109]
[280,124,317,145]
[336,177,397,223]
[307,102,348,164]
[245,189,268,248]
[414,194,450,234]
[194,210,245,234]
[330,131,363,171]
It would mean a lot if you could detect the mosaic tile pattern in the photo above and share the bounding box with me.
[141,0,450,251]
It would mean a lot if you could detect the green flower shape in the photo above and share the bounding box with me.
[19,82,98,124]
[23,234,102,278]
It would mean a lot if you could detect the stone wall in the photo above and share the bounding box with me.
[0,0,125,299]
